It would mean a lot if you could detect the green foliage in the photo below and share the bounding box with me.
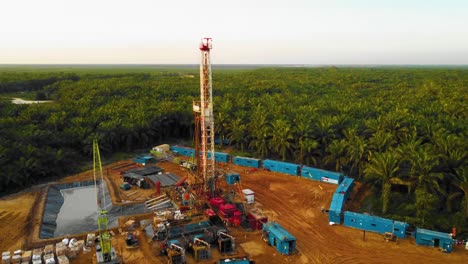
[0,66,467,234]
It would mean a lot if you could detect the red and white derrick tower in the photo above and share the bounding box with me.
[193,38,216,196]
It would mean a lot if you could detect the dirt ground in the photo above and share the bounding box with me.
[0,159,467,264]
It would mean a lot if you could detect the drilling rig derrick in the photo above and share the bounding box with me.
[193,38,216,198]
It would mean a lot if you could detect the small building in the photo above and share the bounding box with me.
[233,156,261,168]
[242,189,255,204]
[415,228,453,253]
[263,160,300,176]
[262,222,296,255]
[343,211,409,238]
[152,144,170,153]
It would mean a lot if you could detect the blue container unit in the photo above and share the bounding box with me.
[170,146,196,157]
[207,152,230,163]
[218,257,251,264]
[225,172,241,185]
[301,166,344,184]
[335,177,355,200]
[233,156,261,168]
[343,211,409,238]
[262,222,296,255]
[263,160,300,176]
[328,177,355,224]
[133,155,155,165]
[415,228,453,253]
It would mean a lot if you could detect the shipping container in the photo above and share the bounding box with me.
[233,156,261,168]
[415,228,453,253]
[170,146,196,157]
[262,222,296,255]
[263,160,300,176]
[133,155,155,165]
[207,152,230,163]
[301,166,344,184]
[225,172,240,185]
[343,211,409,238]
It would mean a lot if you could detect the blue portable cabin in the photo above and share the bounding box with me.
[328,193,345,224]
[415,228,453,253]
[133,155,155,165]
[343,211,409,238]
[225,171,241,185]
[233,156,261,168]
[170,146,196,157]
[262,221,296,255]
[301,166,344,184]
[263,160,300,176]
[335,177,354,200]
[218,257,251,264]
[207,152,230,163]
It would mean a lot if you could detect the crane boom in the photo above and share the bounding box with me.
[93,139,113,262]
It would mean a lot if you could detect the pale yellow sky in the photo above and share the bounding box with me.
[1,0,467,64]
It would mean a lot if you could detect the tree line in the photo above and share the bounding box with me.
[0,66,466,234]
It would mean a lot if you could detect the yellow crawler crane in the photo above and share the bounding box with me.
[93,139,121,263]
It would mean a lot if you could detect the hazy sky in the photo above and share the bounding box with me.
[1,0,467,64]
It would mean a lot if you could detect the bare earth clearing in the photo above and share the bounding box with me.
[0,159,466,263]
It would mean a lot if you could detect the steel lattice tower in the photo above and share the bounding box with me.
[193,38,216,196]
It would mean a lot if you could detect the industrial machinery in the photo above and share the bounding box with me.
[191,236,211,261]
[217,231,236,254]
[166,241,186,264]
[384,232,396,242]
[193,38,216,198]
[93,139,120,263]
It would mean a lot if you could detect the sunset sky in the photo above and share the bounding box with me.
[1,0,467,64]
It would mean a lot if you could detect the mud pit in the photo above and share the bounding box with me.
[41,181,148,238]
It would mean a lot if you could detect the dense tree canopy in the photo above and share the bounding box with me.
[0,66,466,234]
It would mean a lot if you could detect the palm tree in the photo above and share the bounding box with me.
[323,139,347,172]
[364,150,401,214]
[248,107,270,158]
[448,167,468,216]
[270,119,293,160]
[226,118,247,152]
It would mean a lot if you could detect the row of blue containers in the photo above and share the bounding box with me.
[328,177,354,224]
[233,156,261,168]
[170,146,196,157]
[343,211,409,238]
[170,146,229,163]
[169,146,345,185]
[263,159,300,176]
[301,166,344,184]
